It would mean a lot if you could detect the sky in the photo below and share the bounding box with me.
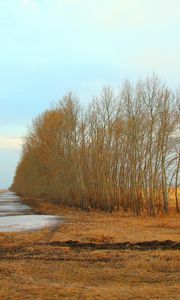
[0,0,180,188]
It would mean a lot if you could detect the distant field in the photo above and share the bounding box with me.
[0,189,7,193]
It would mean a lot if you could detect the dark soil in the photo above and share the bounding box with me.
[0,240,179,262]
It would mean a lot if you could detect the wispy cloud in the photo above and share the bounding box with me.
[21,0,40,11]
[0,136,22,149]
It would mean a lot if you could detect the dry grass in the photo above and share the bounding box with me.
[0,194,180,299]
[0,248,179,300]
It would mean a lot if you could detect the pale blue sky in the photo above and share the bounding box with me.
[0,0,180,187]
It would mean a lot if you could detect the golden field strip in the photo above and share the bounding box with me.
[0,194,180,300]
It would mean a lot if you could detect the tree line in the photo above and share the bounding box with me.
[12,76,180,215]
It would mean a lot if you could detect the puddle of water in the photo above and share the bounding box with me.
[0,215,61,232]
[0,204,31,211]
[0,191,61,232]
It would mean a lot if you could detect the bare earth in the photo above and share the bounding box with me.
[0,194,180,300]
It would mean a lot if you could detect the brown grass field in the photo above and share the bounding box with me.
[0,191,180,299]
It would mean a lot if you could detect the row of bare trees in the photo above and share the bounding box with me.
[12,76,180,215]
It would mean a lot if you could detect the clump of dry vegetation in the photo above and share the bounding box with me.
[12,75,180,215]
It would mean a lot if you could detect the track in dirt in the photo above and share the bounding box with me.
[0,240,180,258]
[36,240,180,251]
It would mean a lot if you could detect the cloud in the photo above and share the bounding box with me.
[0,136,23,149]
[82,0,180,31]
[22,0,40,11]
